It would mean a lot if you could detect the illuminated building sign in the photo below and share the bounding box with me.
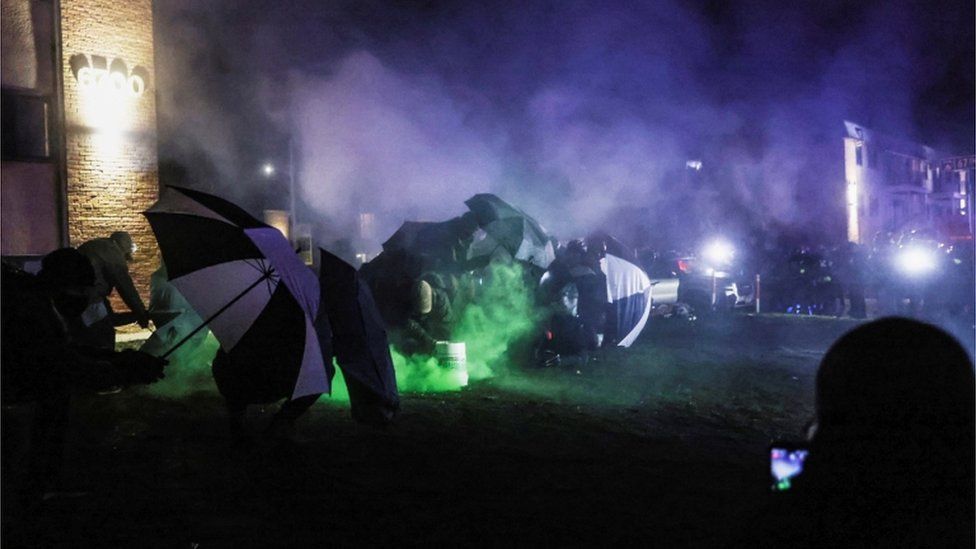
[69,54,150,97]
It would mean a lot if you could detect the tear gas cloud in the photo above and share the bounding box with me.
[155,0,973,250]
[138,263,541,401]
[291,53,506,242]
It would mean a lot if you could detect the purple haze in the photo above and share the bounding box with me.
[154,0,974,251]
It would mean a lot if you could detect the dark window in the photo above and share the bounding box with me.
[855,144,863,166]
[1,89,50,160]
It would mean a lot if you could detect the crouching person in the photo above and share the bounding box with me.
[396,276,454,355]
[1,249,167,505]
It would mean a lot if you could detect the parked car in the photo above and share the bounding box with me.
[638,251,752,318]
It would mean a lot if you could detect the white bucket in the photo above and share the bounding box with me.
[435,341,467,371]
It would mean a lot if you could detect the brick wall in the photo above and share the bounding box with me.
[61,0,158,309]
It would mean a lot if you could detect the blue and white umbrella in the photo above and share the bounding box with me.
[144,186,330,400]
[601,253,653,347]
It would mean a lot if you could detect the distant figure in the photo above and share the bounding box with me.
[763,318,975,546]
[572,241,609,349]
[76,231,150,349]
[538,240,605,353]
[845,243,868,319]
[1,250,166,503]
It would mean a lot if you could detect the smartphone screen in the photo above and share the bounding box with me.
[770,444,809,491]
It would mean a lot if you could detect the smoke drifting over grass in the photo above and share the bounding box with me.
[142,263,539,401]
[453,263,542,378]
[363,262,542,395]
[143,333,219,398]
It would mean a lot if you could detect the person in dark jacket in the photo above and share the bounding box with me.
[751,318,974,546]
[76,231,150,349]
[399,275,455,355]
[572,241,609,349]
[1,249,166,503]
[844,243,868,319]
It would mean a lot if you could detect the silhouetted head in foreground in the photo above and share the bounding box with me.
[801,317,975,546]
[815,317,974,437]
[38,248,97,318]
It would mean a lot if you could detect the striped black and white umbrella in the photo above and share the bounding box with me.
[601,253,653,347]
[144,186,330,400]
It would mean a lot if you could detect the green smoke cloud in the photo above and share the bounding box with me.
[451,262,541,380]
[326,262,543,400]
[142,331,220,398]
[138,262,541,403]
[323,262,545,400]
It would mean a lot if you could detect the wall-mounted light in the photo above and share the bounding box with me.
[69,54,148,155]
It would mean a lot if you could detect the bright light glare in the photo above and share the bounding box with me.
[894,247,938,277]
[79,69,133,156]
[262,163,275,176]
[703,240,734,265]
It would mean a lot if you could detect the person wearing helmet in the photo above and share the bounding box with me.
[400,274,455,355]
[76,231,150,350]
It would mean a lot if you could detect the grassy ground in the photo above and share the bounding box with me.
[1,314,969,547]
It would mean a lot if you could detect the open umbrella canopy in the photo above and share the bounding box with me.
[587,230,635,262]
[601,253,653,348]
[382,221,443,253]
[318,249,399,422]
[464,194,555,270]
[464,193,526,224]
[144,186,330,400]
[382,219,472,272]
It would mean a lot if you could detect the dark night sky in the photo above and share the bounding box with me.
[213,0,973,147]
[154,0,975,244]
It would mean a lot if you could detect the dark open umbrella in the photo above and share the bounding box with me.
[587,230,636,262]
[318,249,399,424]
[144,186,330,400]
[464,194,555,270]
[382,218,472,271]
[383,221,441,253]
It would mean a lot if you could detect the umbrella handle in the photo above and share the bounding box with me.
[160,272,271,360]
